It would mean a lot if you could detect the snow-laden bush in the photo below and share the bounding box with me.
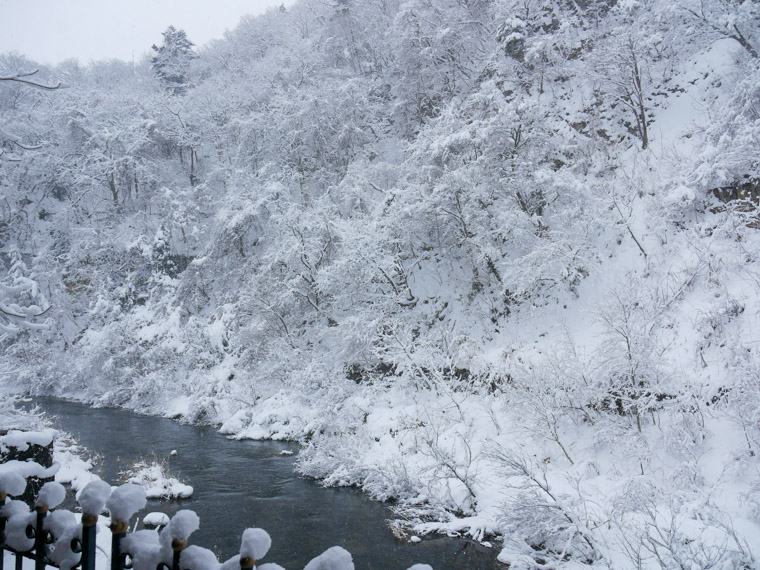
[122,457,193,499]
[490,447,600,567]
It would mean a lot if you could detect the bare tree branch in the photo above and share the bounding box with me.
[0,69,61,90]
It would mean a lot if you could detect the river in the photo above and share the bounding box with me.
[34,398,501,569]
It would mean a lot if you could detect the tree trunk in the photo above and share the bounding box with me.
[108,173,118,204]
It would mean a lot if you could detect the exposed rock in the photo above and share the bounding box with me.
[711,178,760,204]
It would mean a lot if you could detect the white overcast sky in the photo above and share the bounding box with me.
[0,0,284,66]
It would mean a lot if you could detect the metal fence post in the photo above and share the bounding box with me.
[34,506,47,570]
[2,468,288,570]
[0,491,6,570]
[81,514,98,570]
[172,539,186,570]
[110,520,128,570]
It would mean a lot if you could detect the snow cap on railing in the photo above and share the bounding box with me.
[107,483,147,524]
[51,518,84,570]
[1,499,30,519]
[179,545,220,570]
[303,546,354,570]
[79,479,112,517]
[165,509,200,542]
[2,500,34,551]
[121,529,162,568]
[35,480,65,510]
[0,471,26,497]
[220,556,285,570]
[240,527,272,562]
[0,471,437,570]
[43,509,77,537]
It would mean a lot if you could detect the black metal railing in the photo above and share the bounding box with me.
[0,477,269,570]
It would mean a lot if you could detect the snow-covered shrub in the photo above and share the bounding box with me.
[503,360,584,466]
[610,479,754,569]
[491,447,600,567]
[589,279,672,433]
[122,457,193,499]
[54,431,102,493]
[0,396,47,431]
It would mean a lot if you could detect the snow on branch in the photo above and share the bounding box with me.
[0,69,60,90]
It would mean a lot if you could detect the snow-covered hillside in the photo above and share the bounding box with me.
[2,0,760,566]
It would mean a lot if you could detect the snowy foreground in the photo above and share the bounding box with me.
[4,0,760,567]
[0,426,433,569]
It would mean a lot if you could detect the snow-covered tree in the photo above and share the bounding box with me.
[0,58,59,162]
[676,0,759,58]
[0,248,50,342]
[151,26,197,95]
[3,0,760,564]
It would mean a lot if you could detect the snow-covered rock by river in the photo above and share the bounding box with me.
[123,459,193,499]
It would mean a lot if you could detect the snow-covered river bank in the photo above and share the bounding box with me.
[34,398,500,569]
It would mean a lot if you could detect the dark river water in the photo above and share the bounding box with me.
[33,398,501,569]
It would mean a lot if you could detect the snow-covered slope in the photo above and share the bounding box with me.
[2,0,760,566]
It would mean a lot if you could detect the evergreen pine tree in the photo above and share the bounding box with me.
[151,26,197,95]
